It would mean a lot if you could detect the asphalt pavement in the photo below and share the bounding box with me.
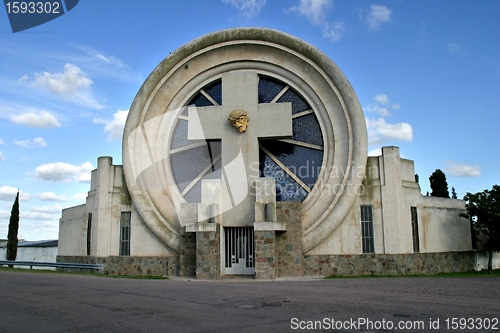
[0,270,498,332]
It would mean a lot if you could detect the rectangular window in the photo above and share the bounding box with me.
[360,205,375,254]
[411,206,420,253]
[87,213,92,256]
[120,212,131,256]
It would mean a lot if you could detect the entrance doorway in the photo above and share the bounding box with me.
[224,227,255,275]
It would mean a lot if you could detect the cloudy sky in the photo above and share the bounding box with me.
[0,0,499,240]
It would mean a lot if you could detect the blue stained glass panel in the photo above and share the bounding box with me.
[170,142,220,193]
[278,89,310,114]
[188,80,222,107]
[171,119,190,149]
[258,77,286,103]
[293,114,323,146]
[189,92,212,107]
[204,80,222,105]
[260,140,323,190]
[183,159,222,203]
[259,153,308,202]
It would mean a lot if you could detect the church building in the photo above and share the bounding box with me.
[58,28,473,278]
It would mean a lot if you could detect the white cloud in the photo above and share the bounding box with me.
[20,211,57,221]
[75,45,125,68]
[73,193,88,202]
[35,192,67,202]
[93,110,129,141]
[222,0,266,18]
[22,63,103,109]
[13,137,47,148]
[0,186,31,201]
[373,94,389,104]
[366,118,413,146]
[0,151,4,162]
[9,110,61,128]
[33,137,47,147]
[33,162,94,183]
[69,45,143,83]
[368,148,382,156]
[289,0,331,25]
[0,138,4,145]
[446,162,481,177]
[323,21,346,42]
[31,203,63,214]
[289,0,346,42]
[31,63,91,95]
[366,4,392,30]
[364,94,400,117]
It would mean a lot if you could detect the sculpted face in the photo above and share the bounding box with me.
[228,109,249,133]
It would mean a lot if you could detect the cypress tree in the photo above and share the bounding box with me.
[429,169,450,198]
[7,191,20,263]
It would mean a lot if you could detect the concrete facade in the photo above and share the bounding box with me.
[58,28,473,278]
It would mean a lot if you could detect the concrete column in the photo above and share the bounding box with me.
[94,156,113,257]
[380,147,412,253]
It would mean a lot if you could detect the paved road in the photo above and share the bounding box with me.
[0,271,498,333]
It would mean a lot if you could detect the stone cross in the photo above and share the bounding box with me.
[188,71,292,226]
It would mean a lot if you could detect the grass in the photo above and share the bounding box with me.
[325,269,500,279]
[0,266,169,279]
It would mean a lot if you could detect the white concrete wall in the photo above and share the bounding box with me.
[475,251,500,271]
[59,156,176,258]
[1,246,58,270]
[58,204,87,256]
[418,197,472,253]
[309,147,472,256]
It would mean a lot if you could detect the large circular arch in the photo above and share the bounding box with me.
[123,28,367,254]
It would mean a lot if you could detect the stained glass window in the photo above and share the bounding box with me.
[170,75,325,202]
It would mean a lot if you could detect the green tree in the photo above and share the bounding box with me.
[451,187,458,199]
[429,169,449,198]
[460,185,500,274]
[7,191,20,264]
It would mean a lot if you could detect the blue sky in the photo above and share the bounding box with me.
[0,0,499,240]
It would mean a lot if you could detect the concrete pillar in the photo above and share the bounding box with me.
[94,156,114,257]
[380,147,412,253]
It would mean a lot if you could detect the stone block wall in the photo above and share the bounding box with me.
[57,255,175,276]
[255,230,276,279]
[179,228,196,277]
[301,251,475,277]
[275,201,303,276]
[195,224,220,279]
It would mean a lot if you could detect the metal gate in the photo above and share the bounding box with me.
[224,227,255,275]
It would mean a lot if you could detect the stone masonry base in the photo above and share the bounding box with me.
[57,255,177,276]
